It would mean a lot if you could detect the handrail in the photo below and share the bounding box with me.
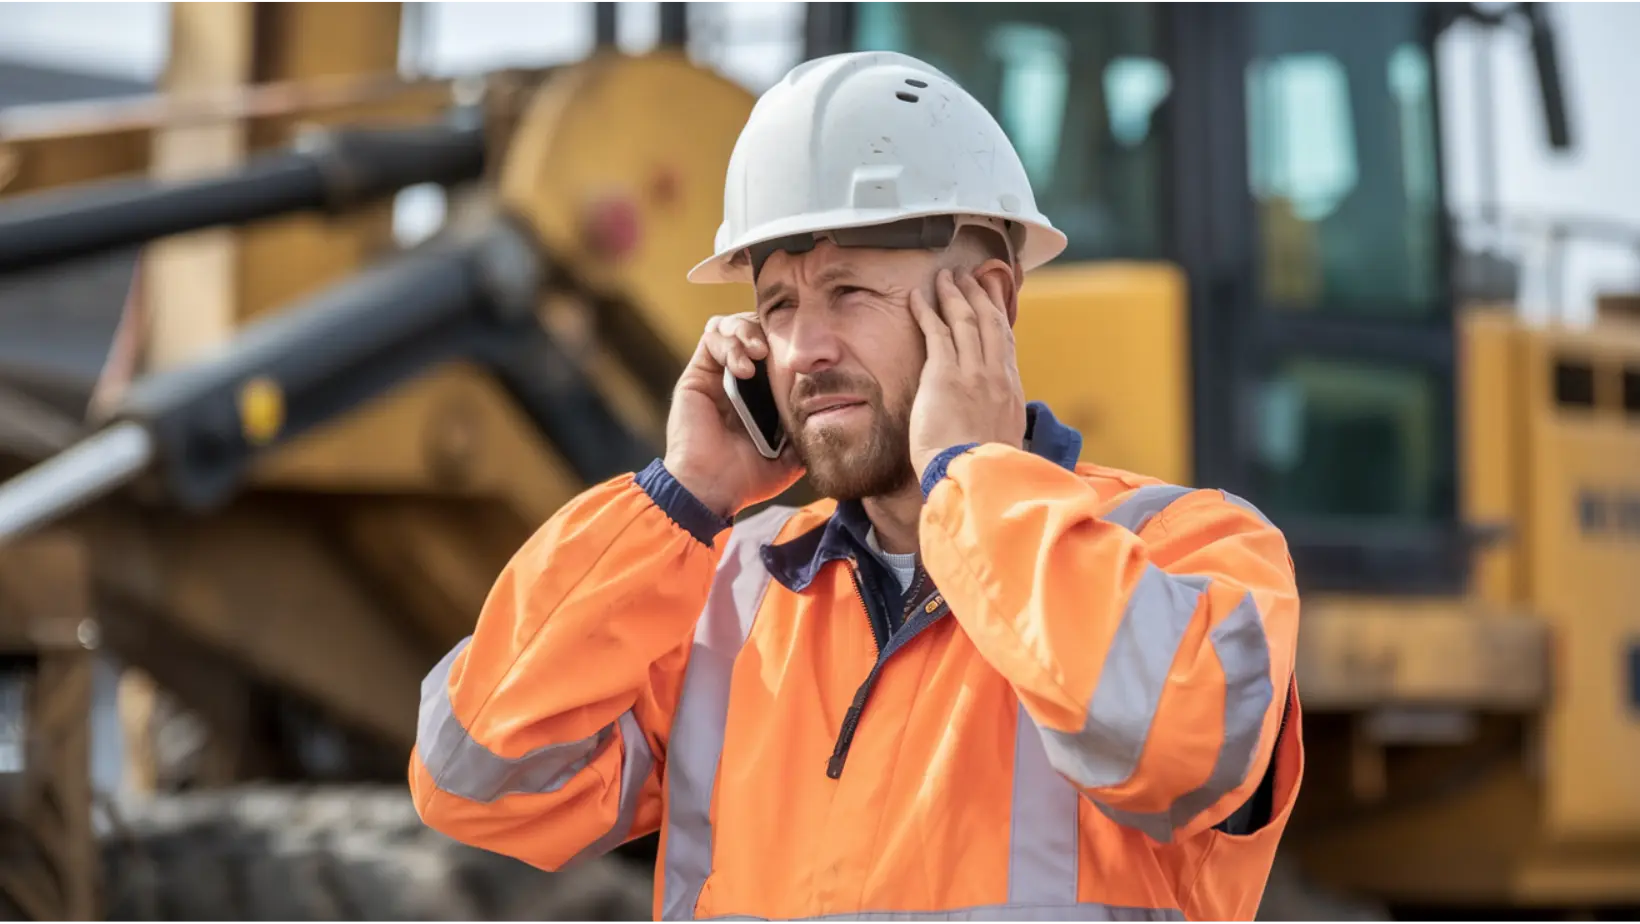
[0,73,454,141]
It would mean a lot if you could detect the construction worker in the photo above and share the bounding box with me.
[411,51,1302,921]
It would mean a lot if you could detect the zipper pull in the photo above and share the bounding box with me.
[827,683,873,779]
[826,703,863,779]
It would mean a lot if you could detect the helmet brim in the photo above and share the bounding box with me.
[687,208,1068,285]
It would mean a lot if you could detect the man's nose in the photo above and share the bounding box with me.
[781,304,844,375]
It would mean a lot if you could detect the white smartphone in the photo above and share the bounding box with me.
[722,360,786,460]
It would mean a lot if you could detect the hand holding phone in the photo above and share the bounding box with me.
[663,313,803,518]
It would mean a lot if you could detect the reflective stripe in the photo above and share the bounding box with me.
[662,505,799,921]
[1095,593,1273,842]
[1038,566,1210,789]
[569,710,655,862]
[705,905,1183,921]
[1036,481,1281,842]
[417,637,634,804]
[1106,485,1277,536]
[1101,484,1194,534]
[1009,702,1079,905]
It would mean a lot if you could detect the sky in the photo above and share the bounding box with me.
[1434,3,1640,322]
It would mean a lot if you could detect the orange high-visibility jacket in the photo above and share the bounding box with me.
[411,403,1304,921]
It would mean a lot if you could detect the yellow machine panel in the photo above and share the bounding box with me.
[1461,309,1530,608]
[1515,317,1640,847]
[1013,262,1191,487]
[500,51,757,377]
[1294,308,1640,907]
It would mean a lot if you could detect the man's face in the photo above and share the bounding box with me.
[753,242,941,501]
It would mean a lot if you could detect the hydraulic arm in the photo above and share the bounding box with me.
[0,117,486,275]
[0,52,761,548]
[0,213,655,542]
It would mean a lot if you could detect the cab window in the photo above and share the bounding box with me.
[855,2,1171,262]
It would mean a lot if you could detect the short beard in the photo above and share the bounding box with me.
[785,370,917,502]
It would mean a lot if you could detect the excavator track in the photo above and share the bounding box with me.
[98,785,652,921]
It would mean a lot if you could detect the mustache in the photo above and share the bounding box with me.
[790,369,879,413]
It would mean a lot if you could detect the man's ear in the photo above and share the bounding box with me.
[974,258,1019,326]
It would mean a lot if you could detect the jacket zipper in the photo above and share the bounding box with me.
[826,564,940,779]
[849,555,890,654]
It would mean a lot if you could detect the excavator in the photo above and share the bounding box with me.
[0,1,1635,919]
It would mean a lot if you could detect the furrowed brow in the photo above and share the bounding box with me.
[755,280,795,309]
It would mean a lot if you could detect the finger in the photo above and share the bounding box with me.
[957,272,1009,361]
[908,287,955,362]
[980,274,1010,334]
[936,269,984,366]
[684,324,724,377]
[719,314,768,360]
[698,315,731,368]
[707,332,756,378]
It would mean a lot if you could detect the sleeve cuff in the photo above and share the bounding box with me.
[919,443,982,499]
[635,459,733,545]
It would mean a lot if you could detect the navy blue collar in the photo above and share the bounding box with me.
[760,401,1082,592]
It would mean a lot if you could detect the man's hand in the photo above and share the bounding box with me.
[664,312,804,518]
[907,269,1027,482]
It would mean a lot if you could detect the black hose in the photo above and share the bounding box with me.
[0,121,486,275]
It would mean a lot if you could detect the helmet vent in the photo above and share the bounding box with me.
[904,79,928,88]
[896,91,920,103]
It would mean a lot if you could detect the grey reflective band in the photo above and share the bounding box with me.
[1035,481,1277,843]
[663,505,799,921]
[1100,484,1195,534]
[705,905,1183,921]
[1038,566,1210,792]
[1104,484,1278,536]
[1094,593,1273,842]
[570,710,656,863]
[417,637,641,804]
[1008,703,1079,905]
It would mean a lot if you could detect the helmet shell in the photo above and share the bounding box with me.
[688,51,1067,284]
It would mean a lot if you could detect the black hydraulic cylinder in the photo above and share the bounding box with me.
[0,119,487,275]
[658,3,689,48]
[594,2,618,47]
[108,216,540,511]
[1525,3,1573,151]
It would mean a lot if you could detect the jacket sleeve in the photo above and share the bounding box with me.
[409,460,730,870]
[918,443,1300,844]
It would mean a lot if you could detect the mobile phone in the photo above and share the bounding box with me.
[722,360,786,459]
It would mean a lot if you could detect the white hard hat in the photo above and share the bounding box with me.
[688,51,1068,285]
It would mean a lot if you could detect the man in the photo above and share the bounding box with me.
[411,51,1302,921]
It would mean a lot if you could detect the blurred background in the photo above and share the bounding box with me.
[0,1,1635,920]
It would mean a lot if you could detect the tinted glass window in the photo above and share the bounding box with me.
[1251,357,1454,523]
[1246,3,1444,317]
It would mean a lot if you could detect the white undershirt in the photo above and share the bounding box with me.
[865,526,918,592]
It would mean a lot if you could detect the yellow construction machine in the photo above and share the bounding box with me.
[0,1,1636,920]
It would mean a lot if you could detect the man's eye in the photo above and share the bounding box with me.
[762,300,793,316]
[836,286,870,299]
